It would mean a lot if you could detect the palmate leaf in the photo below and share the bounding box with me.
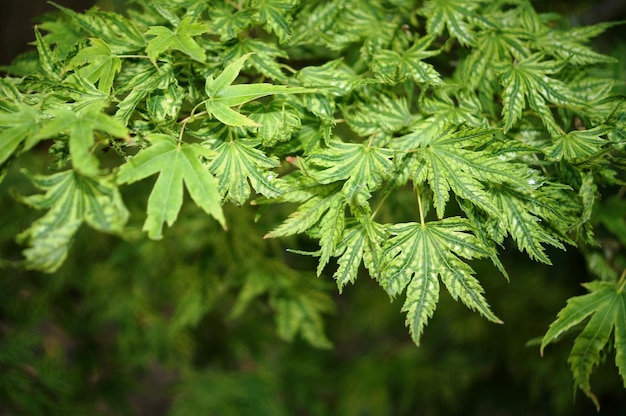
[223,38,289,81]
[342,94,414,136]
[116,134,225,239]
[419,0,483,46]
[0,104,41,167]
[69,38,121,94]
[488,185,565,264]
[308,141,395,205]
[545,126,611,162]
[115,62,176,123]
[380,217,501,345]
[145,16,209,63]
[52,3,145,54]
[209,138,282,205]
[249,0,298,43]
[205,54,311,127]
[371,34,443,86]
[265,188,346,276]
[17,170,129,273]
[495,53,586,134]
[34,101,129,175]
[248,101,301,146]
[332,205,386,291]
[541,281,626,410]
[399,125,531,218]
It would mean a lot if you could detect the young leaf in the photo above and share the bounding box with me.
[205,54,312,126]
[249,0,298,43]
[371,34,443,86]
[0,104,41,167]
[34,101,129,175]
[419,0,481,46]
[380,218,500,345]
[209,138,282,205]
[308,141,395,206]
[145,16,209,62]
[495,54,586,134]
[69,38,121,94]
[248,101,301,146]
[541,281,626,410]
[545,126,610,162]
[399,125,531,218]
[17,170,129,273]
[116,134,225,239]
[333,208,386,291]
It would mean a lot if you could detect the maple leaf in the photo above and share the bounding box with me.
[145,16,209,62]
[209,138,282,205]
[495,53,586,134]
[396,125,531,219]
[419,0,483,46]
[380,217,501,345]
[116,134,225,239]
[17,170,129,272]
[332,205,386,291]
[342,94,414,136]
[545,126,611,162]
[34,101,129,176]
[541,280,626,410]
[249,0,298,43]
[371,34,443,86]
[487,185,566,264]
[53,3,145,54]
[308,141,395,206]
[0,104,41,167]
[223,38,289,81]
[265,187,346,275]
[204,54,312,127]
[247,101,301,146]
[69,38,121,94]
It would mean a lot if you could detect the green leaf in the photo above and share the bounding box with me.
[17,170,129,272]
[205,54,312,126]
[0,104,41,167]
[249,0,298,43]
[248,101,301,146]
[488,186,565,264]
[35,101,129,175]
[265,188,346,275]
[209,138,282,205]
[399,125,531,218]
[145,16,209,62]
[52,3,145,54]
[419,0,482,46]
[69,38,121,94]
[333,206,386,291]
[308,141,395,205]
[495,54,585,134]
[34,26,61,79]
[371,34,443,85]
[115,62,176,123]
[342,94,414,136]
[546,126,610,162]
[223,38,289,81]
[116,134,225,239]
[541,281,626,410]
[381,218,500,345]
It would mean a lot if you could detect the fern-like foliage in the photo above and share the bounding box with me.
[0,0,625,406]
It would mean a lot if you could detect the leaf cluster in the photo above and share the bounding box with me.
[0,0,625,407]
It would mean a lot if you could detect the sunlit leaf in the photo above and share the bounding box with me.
[116,134,225,239]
